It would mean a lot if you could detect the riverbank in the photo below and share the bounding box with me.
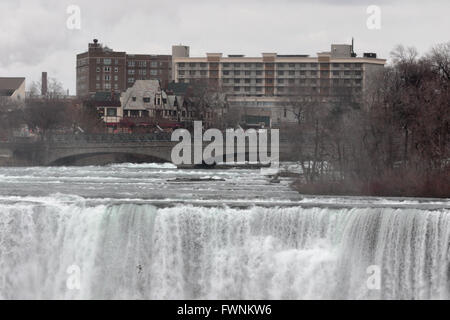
[292,168,450,198]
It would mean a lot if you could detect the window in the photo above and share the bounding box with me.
[151,61,158,68]
[96,75,100,81]
[200,70,207,76]
[104,83,111,89]
[278,63,285,68]
[266,79,273,84]
[223,71,229,75]
[104,75,111,81]
[200,63,207,68]
[96,58,101,64]
[256,63,263,68]
[333,71,340,76]
[244,87,250,92]
[299,63,306,68]
[138,61,147,67]
[266,71,274,76]
[115,59,119,65]
[189,70,196,75]
[278,79,284,84]
[245,79,251,83]
[96,83,100,89]
[114,84,119,90]
[289,71,295,75]
[256,87,262,92]
[104,67,111,72]
[114,67,119,73]
[150,70,158,75]
[106,108,117,116]
[143,97,151,103]
[310,71,317,76]
[344,71,351,76]
[234,79,240,83]
[128,78,134,83]
[223,79,229,83]
[256,79,262,84]
[244,63,251,68]
[245,71,251,76]
[278,87,285,93]
[132,97,137,102]
[128,70,135,75]
[333,63,340,68]
[354,71,362,76]
[300,71,306,75]
[234,63,240,68]
[104,58,112,65]
[128,61,135,67]
[234,86,240,92]
[96,67,101,73]
[179,70,185,75]
[310,63,318,68]
[278,71,284,75]
[344,63,351,68]
[139,70,147,75]
[256,71,262,76]
[234,71,241,76]
[178,63,185,68]
[223,63,229,68]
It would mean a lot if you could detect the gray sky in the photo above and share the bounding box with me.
[1,0,449,94]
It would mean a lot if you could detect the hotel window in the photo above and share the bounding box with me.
[344,71,351,76]
[266,71,274,76]
[234,87,240,92]
[289,63,295,68]
[150,70,158,75]
[96,83,100,89]
[178,63,185,68]
[96,67,100,73]
[333,71,340,76]
[128,70,135,75]
[200,63,207,68]
[114,84,119,90]
[344,63,351,68]
[104,75,111,81]
[244,87,251,92]
[278,71,284,75]
[278,87,285,93]
[299,63,306,68]
[128,78,134,83]
[189,70,196,75]
[256,71,262,76]
[244,63,251,68]
[104,67,111,72]
[289,71,295,76]
[278,63,285,68]
[256,79,262,84]
[310,71,317,76]
[115,59,119,65]
[104,83,111,89]
[114,67,119,73]
[333,63,340,68]
[310,63,317,68]
[138,61,147,67]
[234,71,241,76]
[96,75,100,81]
[151,61,158,68]
[189,63,196,67]
[104,58,112,65]
[256,87,262,92]
[234,63,240,68]
[355,71,362,76]
[179,70,185,75]
[128,61,135,67]
[278,79,284,84]
[245,71,251,75]
[106,108,117,116]
[245,79,251,83]
[223,71,229,75]
[223,63,229,68]
[234,79,240,83]
[143,97,151,103]
[200,70,207,76]
[223,79,229,83]
[256,63,263,68]
[266,79,273,84]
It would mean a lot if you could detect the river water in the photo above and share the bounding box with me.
[0,163,449,300]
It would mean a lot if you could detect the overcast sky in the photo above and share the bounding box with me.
[1,0,449,94]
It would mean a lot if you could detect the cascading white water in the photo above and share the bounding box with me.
[1,202,449,300]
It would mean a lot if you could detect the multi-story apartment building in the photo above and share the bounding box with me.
[173,43,386,126]
[76,39,172,97]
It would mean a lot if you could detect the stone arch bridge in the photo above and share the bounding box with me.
[0,133,294,166]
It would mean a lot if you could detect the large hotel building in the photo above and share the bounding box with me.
[172,43,386,126]
[76,39,173,97]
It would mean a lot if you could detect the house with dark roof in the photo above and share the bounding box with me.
[0,77,26,105]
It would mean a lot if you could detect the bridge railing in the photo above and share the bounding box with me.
[48,133,173,144]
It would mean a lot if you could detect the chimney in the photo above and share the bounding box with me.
[41,72,48,96]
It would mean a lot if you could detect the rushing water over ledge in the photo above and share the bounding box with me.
[0,163,449,299]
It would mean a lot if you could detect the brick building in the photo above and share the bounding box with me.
[76,39,172,97]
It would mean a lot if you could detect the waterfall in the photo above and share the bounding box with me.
[0,202,449,300]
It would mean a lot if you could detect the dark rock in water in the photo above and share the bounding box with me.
[270,177,281,184]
